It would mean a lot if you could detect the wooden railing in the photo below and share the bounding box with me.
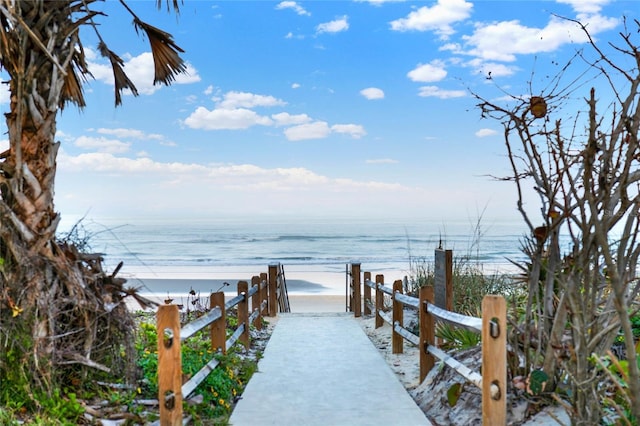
[350,264,507,425]
[156,270,274,426]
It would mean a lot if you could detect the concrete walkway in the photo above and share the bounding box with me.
[229,313,431,426]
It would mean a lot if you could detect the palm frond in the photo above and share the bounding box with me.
[156,0,182,13]
[133,18,186,85]
[98,41,139,106]
[61,64,86,109]
[60,42,93,109]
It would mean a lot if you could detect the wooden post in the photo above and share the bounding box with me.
[352,263,361,318]
[375,274,384,329]
[251,276,262,330]
[157,304,182,426]
[445,249,453,312]
[346,264,351,313]
[210,292,226,354]
[260,272,268,317]
[238,281,250,350]
[482,295,507,426]
[268,264,278,317]
[434,248,454,312]
[419,286,435,382]
[392,280,403,354]
[363,271,372,315]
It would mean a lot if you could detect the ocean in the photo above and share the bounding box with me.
[58,216,531,296]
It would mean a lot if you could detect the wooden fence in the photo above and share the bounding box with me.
[348,263,507,425]
[156,267,277,426]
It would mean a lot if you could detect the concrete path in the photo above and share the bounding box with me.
[229,313,431,426]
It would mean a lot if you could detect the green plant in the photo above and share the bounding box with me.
[435,322,481,351]
[407,253,517,315]
[134,316,260,424]
[593,346,640,426]
[35,388,84,425]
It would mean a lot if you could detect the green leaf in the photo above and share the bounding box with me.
[527,370,548,395]
[447,383,462,406]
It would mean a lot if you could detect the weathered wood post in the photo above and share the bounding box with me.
[375,274,384,329]
[351,263,361,317]
[238,281,250,350]
[434,248,453,312]
[363,271,372,315]
[210,292,226,354]
[268,264,278,317]
[157,304,182,426]
[251,275,262,330]
[482,295,507,425]
[260,272,268,317]
[419,286,435,382]
[392,280,403,354]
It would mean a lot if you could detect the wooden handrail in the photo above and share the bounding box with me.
[394,290,420,309]
[180,307,222,341]
[351,261,507,426]
[426,302,482,333]
[157,271,272,426]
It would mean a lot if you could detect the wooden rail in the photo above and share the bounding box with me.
[156,271,273,426]
[352,263,507,425]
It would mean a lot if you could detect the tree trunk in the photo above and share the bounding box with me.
[0,1,135,394]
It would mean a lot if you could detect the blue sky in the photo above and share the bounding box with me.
[0,0,634,225]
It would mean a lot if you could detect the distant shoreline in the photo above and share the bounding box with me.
[130,277,335,297]
[121,265,408,297]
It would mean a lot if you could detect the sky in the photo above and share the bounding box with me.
[0,0,636,227]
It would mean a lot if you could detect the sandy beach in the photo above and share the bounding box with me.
[127,293,347,314]
[124,275,349,313]
[121,262,409,313]
[122,263,407,294]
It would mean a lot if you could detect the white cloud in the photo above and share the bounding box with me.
[407,61,448,83]
[366,158,398,164]
[466,60,517,78]
[557,0,610,14]
[0,83,9,104]
[360,87,385,100]
[125,53,201,94]
[218,91,286,109]
[274,167,329,185]
[317,16,349,34]
[204,85,214,95]
[475,128,498,138]
[284,121,331,141]
[285,32,305,40]
[331,124,367,139]
[183,107,273,130]
[58,152,410,196]
[417,86,466,99]
[390,0,473,37]
[463,15,617,62]
[291,83,301,89]
[60,152,209,174]
[96,128,164,140]
[87,50,201,96]
[272,112,312,126]
[283,121,366,140]
[275,1,311,16]
[74,136,131,154]
[183,89,365,136]
[357,0,405,5]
